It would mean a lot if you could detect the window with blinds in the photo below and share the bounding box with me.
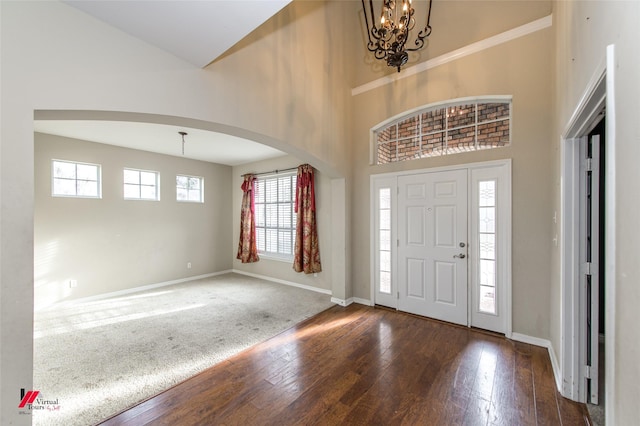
[254,172,297,259]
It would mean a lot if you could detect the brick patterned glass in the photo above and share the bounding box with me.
[375,100,511,164]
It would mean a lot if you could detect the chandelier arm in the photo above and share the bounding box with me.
[368,0,377,32]
[361,0,375,46]
[417,25,433,39]
[368,44,382,54]
[426,0,433,30]
[409,0,432,49]
[374,50,387,60]
[405,33,427,51]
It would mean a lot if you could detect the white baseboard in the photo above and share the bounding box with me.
[232,269,332,295]
[510,332,549,347]
[510,332,562,392]
[331,297,352,306]
[44,270,233,309]
[353,297,373,306]
[330,297,373,307]
[547,344,562,393]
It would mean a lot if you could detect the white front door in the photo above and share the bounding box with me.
[397,169,468,325]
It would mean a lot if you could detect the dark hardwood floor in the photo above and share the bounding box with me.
[101,304,590,425]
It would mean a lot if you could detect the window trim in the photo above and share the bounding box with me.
[254,171,297,260]
[176,174,204,203]
[370,96,512,165]
[123,167,160,201]
[51,159,102,199]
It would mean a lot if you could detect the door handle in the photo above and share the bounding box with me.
[453,253,466,259]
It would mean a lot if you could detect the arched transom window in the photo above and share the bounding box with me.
[373,97,512,164]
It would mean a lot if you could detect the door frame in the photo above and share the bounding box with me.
[370,159,512,336]
[560,44,616,415]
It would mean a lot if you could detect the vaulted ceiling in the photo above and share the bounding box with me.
[37,1,294,166]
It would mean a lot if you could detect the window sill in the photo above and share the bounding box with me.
[258,253,293,263]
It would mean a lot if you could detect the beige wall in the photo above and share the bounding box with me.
[207,0,354,178]
[551,1,640,424]
[1,1,351,423]
[351,0,551,86]
[351,27,554,339]
[4,0,638,423]
[34,133,232,308]
[232,156,332,292]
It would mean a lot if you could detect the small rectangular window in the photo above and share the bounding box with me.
[52,160,101,198]
[176,175,204,203]
[254,173,297,259]
[124,168,160,200]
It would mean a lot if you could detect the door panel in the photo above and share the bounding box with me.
[407,258,426,298]
[398,170,468,325]
[435,205,455,247]
[435,261,456,304]
[407,206,425,245]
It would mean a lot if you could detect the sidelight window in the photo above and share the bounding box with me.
[478,180,497,314]
[378,188,392,294]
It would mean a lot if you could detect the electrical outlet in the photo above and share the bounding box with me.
[187,262,192,269]
[69,279,78,288]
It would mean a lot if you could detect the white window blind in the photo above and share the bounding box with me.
[254,173,297,259]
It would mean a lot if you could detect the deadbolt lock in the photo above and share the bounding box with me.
[459,242,466,248]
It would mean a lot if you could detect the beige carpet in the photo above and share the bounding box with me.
[33,273,334,426]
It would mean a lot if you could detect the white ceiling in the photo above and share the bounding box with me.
[63,0,292,68]
[46,1,292,166]
[34,120,286,166]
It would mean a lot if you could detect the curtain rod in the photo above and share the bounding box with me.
[241,167,297,177]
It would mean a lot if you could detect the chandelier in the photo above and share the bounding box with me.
[361,0,434,72]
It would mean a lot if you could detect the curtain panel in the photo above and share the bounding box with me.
[293,164,322,273]
[236,174,260,263]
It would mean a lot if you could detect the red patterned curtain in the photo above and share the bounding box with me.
[236,174,259,263]
[293,164,321,273]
